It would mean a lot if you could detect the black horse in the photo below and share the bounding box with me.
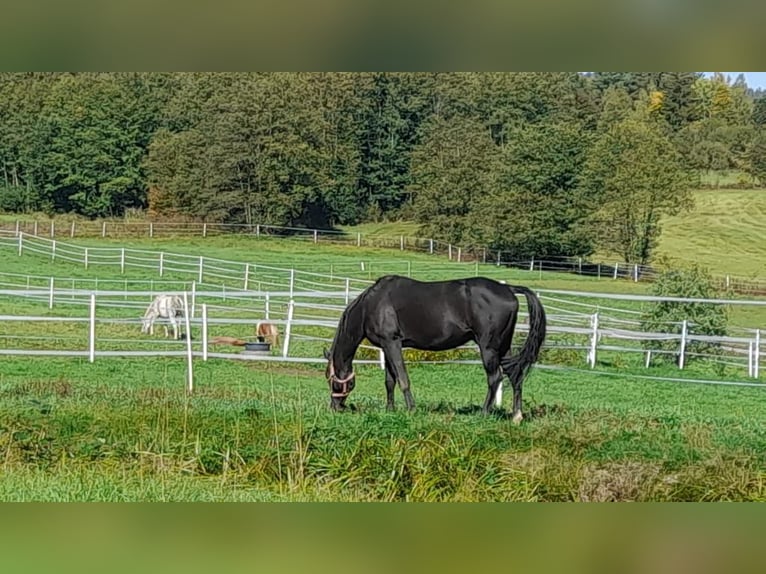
[323,275,547,423]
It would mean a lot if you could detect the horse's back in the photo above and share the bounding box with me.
[362,275,518,349]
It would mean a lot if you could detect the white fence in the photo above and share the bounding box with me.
[0,282,763,382]
[3,218,766,292]
[0,231,764,387]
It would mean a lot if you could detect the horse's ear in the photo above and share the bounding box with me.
[323,347,330,360]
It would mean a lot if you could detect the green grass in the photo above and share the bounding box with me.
[656,189,766,279]
[0,228,765,500]
[1,356,765,501]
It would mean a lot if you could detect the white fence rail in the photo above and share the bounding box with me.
[2,221,764,292]
[0,231,764,386]
[0,284,763,383]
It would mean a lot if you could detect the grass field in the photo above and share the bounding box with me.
[656,189,766,278]
[1,190,766,501]
[0,232,765,501]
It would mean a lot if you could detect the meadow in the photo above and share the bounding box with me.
[0,199,765,501]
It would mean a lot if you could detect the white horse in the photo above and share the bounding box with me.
[141,294,185,339]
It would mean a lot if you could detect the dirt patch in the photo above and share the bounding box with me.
[578,460,665,502]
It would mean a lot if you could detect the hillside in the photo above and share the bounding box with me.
[655,189,766,278]
[340,189,766,281]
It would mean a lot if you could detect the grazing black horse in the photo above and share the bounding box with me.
[323,275,547,423]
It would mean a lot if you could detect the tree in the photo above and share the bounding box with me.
[29,73,154,217]
[746,128,766,186]
[468,121,595,258]
[357,73,434,217]
[409,114,500,246]
[580,118,694,264]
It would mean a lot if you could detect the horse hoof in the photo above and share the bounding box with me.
[512,412,523,425]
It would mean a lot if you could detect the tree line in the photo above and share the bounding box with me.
[1,72,764,263]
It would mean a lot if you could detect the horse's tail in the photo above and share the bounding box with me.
[501,286,547,384]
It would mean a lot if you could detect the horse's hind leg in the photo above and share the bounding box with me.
[500,350,524,425]
[381,341,415,411]
[383,358,397,411]
[479,346,504,415]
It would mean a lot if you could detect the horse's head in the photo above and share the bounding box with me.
[323,347,355,411]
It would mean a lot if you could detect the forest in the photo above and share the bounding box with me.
[1,72,764,263]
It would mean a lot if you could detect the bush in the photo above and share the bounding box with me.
[641,265,729,363]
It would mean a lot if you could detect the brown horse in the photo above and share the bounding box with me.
[209,322,280,349]
[256,321,280,348]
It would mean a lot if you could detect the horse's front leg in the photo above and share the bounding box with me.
[381,341,415,411]
[384,358,397,411]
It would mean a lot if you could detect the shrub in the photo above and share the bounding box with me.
[641,265,729,363]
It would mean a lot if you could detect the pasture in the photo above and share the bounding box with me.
[0,232,765,501]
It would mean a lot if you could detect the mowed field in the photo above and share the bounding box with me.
[0,212,765,500]
[656,189,766,279]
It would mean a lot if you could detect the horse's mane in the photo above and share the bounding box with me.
[331,283,375,358]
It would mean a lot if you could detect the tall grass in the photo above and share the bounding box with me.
[1,357,766,501]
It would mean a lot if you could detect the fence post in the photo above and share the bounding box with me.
[613,263,619,280]
[645,350,652,368]
[183,292,193,393]
[51,240,56,261]
[50,221,55,238]
[633,264,639,282]
[120,248,125,274]
[203,223,207,238]
[448,244,452,260]
[244,263,250,290]
[400,235,404,251]
[89,293,96,363]
[748,341,754,378]
[578,257,582,275]
[429,239,433,254]
[678,320,688,369]
[496,251,500,267]
[755,330,761,379]
[588,312,599,368]
[102,221,106,237]
[33,221,38,236]
[529,258,534,272]
[313,229,318,243]
[70,221,75,238]
[159,252,164,276]
[49,277,55,309]
[265,293,270,320]
[191,281,197,319]
[289,269,295,299]
[483,248,487,264]
[457,247,462,262]
[357,232,361,247]
[150,222,154,238]
[15,220,19,236]
[202,304,208,362]
[198,257,204,284]
[281,299,294,357]
[474,260,479,276]
[18,232,23,256]
[345,278,350,304]
[84,248,89,269]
